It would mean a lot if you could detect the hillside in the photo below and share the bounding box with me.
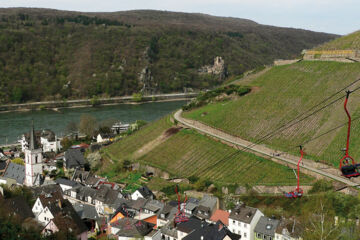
[100,115,314,186]
[0,8,337,104]
[183,61,360,167]
[316,30,360,50]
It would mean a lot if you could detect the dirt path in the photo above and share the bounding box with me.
[132,127,181,159]
[174,109,360,188]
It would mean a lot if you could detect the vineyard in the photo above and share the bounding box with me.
[102,115,173,162]
[183,61,360,166]
[315,30,360,50]
[137,129,314,186]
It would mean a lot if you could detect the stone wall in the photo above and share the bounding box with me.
[303,49,360,62]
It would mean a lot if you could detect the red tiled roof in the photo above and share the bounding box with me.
[210,209,229,226]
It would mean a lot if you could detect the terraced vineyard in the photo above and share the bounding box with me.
[102,115,173,162]
[183,61,360,166]
[137,129,314,186]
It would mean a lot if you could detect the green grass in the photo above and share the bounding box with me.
[183,61,360,166]
[102,115,173,162]
[137,128,314,186]
[316,31,360,50]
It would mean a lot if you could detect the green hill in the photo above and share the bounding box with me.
[0,8,337,104]
[183,61,360,167]
[101,115,314,186]
[316,31,360,50]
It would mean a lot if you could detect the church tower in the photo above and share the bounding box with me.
[24,121,43,186]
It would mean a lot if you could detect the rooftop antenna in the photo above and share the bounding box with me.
[174,185,189,224]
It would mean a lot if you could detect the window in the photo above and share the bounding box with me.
[257,233,262,238]
[244,233,247,238]
[238,221,241,226]
[35,156,38,164]
[233,220,236,224]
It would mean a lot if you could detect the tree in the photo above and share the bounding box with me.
[60,137,72,151]
[79,114,98,138]
[65,121,78,134]
[11,158,24,166]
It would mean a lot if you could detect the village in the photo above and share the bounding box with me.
[0,121,303,240]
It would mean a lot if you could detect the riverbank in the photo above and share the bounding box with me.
[0,93,197,113]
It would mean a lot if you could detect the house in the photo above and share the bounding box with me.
[97,133,115,143]
[55,178,81,192]
[20,129,61,153]
[275,219,303,240]
[73,202,99,232]
[109,218,155,240]
[144,229,162,240]
[160,221,178,240]
[32,184,63,198]
[63,185,97,205]
[72,169,91,183]
[94,185,124,215]
[3,162,25,185]
[254,217,280,240]
[176,216,206,240]
[64,148,85,170]
[184,197,200,215]
[143,199,164,215]
[183,221,241,240]
[32,191,64,221]
[157,203,178,227]
[42,199,88,240]
[111,122,130,134]
[194,195,218,220]
[131,186,155,200]
[229,204,264,240]
[210,209,230,226]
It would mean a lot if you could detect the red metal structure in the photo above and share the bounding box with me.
[285,146,304,198]
[174,185,189,224]
[339,91,360,178]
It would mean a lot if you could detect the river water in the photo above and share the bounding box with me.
[0,101,187,145]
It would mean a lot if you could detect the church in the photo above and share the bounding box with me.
[24,122,44,186]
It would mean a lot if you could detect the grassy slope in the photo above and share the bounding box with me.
[102,115,173,162]
[102,116,314,186]
[183,61,360,166]
[316,31,360,50]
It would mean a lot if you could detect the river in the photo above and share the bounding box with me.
[0,100,187,145]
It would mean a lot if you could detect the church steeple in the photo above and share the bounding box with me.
[29,119,38,150]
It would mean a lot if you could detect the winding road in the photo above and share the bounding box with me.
[174,109,360,188]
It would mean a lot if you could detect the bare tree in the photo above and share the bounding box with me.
[79,114,98,138]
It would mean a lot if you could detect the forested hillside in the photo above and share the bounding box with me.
[0,8,337,103]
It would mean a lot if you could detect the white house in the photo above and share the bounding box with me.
[228,204,264,240]
[96,133,115,143]
[20,129,61,153]
[32,191,64,225]
[131,186,154,200]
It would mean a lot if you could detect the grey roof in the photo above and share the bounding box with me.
[84,175,102,187]
[183,221,240,240]
[95,185,122,204]
[229,204,259,224]
[29,121,39,150]
[177,216,206,233]
[73,202,99,220]
[128,198,148,211]
[254,216,280,237]
[110,218,154,237]
[186,202,198,212]
[32,184,63,198]
[160,222,178,238]
[3,162,25,184]
[158,204,178,221]
[72,169,90,183]
[64,149,85,169]
[135,186,154,199]
[143,200,164,213]
[55,178,80,187]
[199,195,217,210]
